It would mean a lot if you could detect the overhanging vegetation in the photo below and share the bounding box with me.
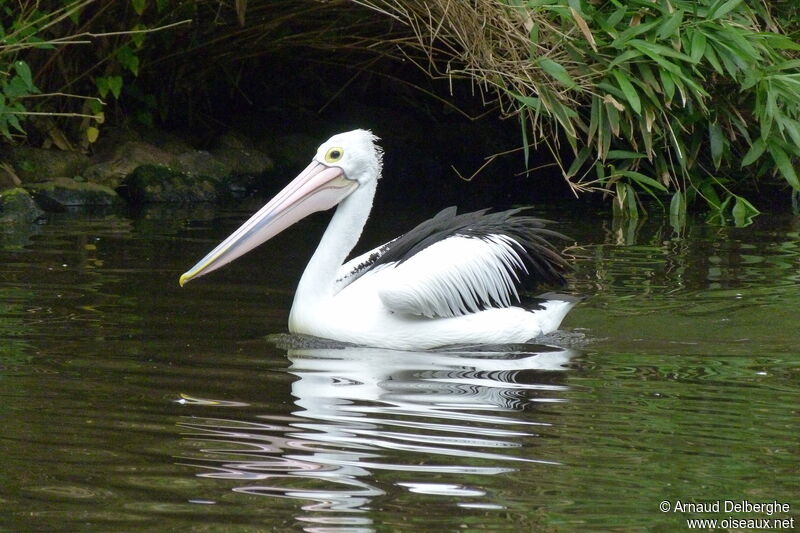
[2,0,800,222]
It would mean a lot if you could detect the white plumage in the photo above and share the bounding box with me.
[376,235,526,318]
[181,129,577,350]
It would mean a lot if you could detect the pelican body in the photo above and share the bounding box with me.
[180,130,576,350]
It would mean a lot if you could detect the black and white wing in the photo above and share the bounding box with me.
[336,207,571,318]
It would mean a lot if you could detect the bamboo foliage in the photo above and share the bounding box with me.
[355,0,800,221]
[4,0,800,222]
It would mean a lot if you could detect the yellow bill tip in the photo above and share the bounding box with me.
[179,272,191,287]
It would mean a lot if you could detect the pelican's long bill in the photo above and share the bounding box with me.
[179,161,357,286]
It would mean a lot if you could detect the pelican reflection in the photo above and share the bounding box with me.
[179,343,578,529]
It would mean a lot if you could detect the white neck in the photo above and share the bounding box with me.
[290,179,376,320]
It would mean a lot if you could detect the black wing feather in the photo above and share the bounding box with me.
[371,206,570,287]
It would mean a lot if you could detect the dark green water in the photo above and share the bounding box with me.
[1,202,797,532]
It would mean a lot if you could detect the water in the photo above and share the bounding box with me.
[1,202,798,532]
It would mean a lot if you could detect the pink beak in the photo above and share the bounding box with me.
[180,161,357,286]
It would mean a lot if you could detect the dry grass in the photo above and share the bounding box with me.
[13,0,796,214]
[348,0,599,193]
[192,0,595,190]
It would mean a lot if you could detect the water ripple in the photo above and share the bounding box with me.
[178,345,577,519]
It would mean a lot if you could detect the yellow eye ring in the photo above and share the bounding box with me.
[325,147,344,163]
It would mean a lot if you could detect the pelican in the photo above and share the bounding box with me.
[180,129,576,350]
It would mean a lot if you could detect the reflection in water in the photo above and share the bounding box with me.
[179,344,577,530]
[2,207,798,531]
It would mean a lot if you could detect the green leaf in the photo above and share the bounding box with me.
[605,101,620,136]
[667,120,687,169]
[588,95,600,146]
[658,10,684,41]
[567,0,581,13]
[781,118,800,148]
[732,195,759,216]
[96,77,110,98]
[546,96,578,137]
[638,47,682,75]
[131,24,146,48]
[618,170,668,192]
[13,61,35,92]
[88,99,104,114]
[636,63,660,94]
[756,33,800,52]
[717,46,743,78]
[69,4,82,24]
[600,109,612,159]
[613,181,639,218]
[108,76,123,99]
[529,23,539,51]
[719,195,732,213]
[641,111,654,156]
[709,0,744,20]
[709,122,724,169]
[741,137,766,167]
[3,76,30,98]
[611,19,662,48]
[732,195,758,227]
[768,145,800,190]
[594,161,606,181]
[689,30,707,63]
[607,150,646,159]
[509,91,541,109]
[741,69,759,91]
[607,49,642,70]
[612,70,641,114]
[606,5,626,28]
[705,193,733,224]
[700,182,723,210]
[762,89,776,138]
[538,58,576,89]
[629,39,694,63]
[520,111,529,168]
[6,112,24,134]
[659,69,676,103]
[132,0,146,15]
[670,191,686,218]
[597,81,624,99]
[772,59,800,72]
[567,147,590,177]
[117,46,140,76]
[626,183,639,217]
[703,42,724,74]
[723,26,759,58]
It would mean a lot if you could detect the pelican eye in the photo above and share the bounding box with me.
[325,147,344,163]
